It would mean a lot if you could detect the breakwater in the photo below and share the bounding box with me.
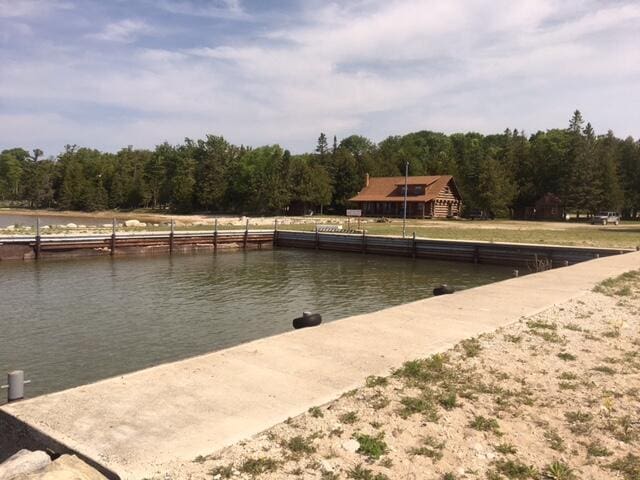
[274,230,632,267]
[0,230,273,260]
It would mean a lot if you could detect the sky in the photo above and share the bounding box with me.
[1,0,639,156]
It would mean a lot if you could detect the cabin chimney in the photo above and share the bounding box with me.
[365,173,370,187]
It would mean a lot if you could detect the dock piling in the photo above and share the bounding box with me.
[169,219,175,255]
[110,218,116,256]
[1,370,31,402]
[213,218,218,253]
[243,218,249,249]
[35,217,41,260]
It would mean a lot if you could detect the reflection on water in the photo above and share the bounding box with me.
[0,249,512,401]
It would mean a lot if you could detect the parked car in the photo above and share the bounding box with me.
[591,211,620,225]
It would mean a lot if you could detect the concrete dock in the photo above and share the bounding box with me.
[2,251,639,479]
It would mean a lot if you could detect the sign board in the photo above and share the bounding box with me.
[346,209,362,217]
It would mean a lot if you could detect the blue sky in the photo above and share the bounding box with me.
[1,0,639,156]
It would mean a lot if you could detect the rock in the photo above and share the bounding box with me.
[65,223,77,229]
[341,439,360,453]
[124,219,142,227]
[101,224,112,228]
[41,225,50,230]
[0,449,51,480]
[15,454,107,480]
[4,225,15,231]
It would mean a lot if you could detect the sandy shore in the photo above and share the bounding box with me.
[154,272,640,480]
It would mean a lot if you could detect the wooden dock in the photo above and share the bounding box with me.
[0,230,274,261]
[274,230,633,267]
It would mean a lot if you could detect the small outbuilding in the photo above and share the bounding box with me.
[349,174,463,218]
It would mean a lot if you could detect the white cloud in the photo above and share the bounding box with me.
[0,0,71,18]
[154,0,249,20]
[88,19,153,43]
[1,0,640,155]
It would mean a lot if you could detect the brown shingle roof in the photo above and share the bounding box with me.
[349,175,455,203]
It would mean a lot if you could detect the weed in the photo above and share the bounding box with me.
[408,436,444,461]
[558,382,579,390]
[355,432,388,460]
[460,337,482,357]
[437,390,459,410]
[592,365,616,374]
[558,372,578,380]
[543,461,576,480]
[370,421,383,429]
[379,457,393,468]
[564,411,593,435]
[347,464,389,480]
[607,454,640,480]
[442,473,457,480]
[239,457,280,475]
[369,393,390,410]
[366,376,389,388]
[563,323,582,332]
[493,459,537,479]
[339,411,359,424]
[529,329,565,344]
[193,455,209,464]
[209,465,233,478]
[469,415,501,434]
[602,329,621,338]
[557,352,576,361]
[504,334,522,343]
[586,441,612,457]
[527,319,557,330]
[495,443,517,454]
[398,395,438,421]
[321,470,340,480]
[282,435,316,457]
[393,353,450,385]
[329,427,344,437]
[544,429,565,452]
[308,406,324,418]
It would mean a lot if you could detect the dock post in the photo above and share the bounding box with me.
[35,217,41,260]
[473,245,479,264]
[412,232,416,258]
[362,229,366,254]
[110,218,116,256]
[1,370,30,403]
[563,260,569,267]
[274,218,278,246]
[315,224,319,250]
[169,219,175,255]
[213,218,218,254]
[244,218,249,250]
[513,269,519,277]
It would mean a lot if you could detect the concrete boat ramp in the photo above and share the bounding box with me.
[2,251,640,479]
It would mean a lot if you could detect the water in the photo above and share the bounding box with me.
[0,249,512,402]
[0,213,109,228]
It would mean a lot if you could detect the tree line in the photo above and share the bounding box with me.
[1,110,639,218]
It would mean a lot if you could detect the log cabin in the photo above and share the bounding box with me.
[349,174,463,218]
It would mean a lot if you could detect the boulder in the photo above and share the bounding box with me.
[65,223,77,229]
[124,220,141,227]
[0,449,51,480]
[12,454,107,480]
[4,225,15,231]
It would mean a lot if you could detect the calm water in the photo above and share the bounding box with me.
[0,250,512,402]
